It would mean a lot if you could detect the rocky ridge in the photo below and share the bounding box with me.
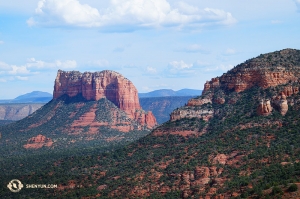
[168,49,300,125]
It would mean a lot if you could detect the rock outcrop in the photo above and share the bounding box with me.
[53,70,157,129]
[273,93,289,116]
[168,49,300,124]
[187,98,212,106]
[257,99,273,116]
[203,49,300,94]
[23,134,53,149]
[170,108,213,122]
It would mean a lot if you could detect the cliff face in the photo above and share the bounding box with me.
[54,70,141,118]
[203,49,300,94]
[0,104,43,120]
[167,49,300,133]
[53,70,156,129]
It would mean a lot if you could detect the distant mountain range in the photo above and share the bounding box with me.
[0,91,52,103]
[0,89,202,103]
[138,89,202,98]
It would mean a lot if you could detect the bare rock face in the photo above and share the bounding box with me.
[282,86,299,96]
[279,94,289,115]
[23,134,53,149]
[170,108,213,122]
[257,99,273,116]
[187,98,212,106]
[273,93,289,116]
[54,70,140,118]
[53,70,157,129]
[203,49,300,94]
[204,69,297,94]
[212,154,228,165]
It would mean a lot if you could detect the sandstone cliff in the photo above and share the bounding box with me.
[53,70,156,129]
[203,49,300,94]
[167,49,300,133]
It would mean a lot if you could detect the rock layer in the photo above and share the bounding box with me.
[169,49,300,123]
[203,49,300,94]
[23,134,53,149]
[53,70,156,129]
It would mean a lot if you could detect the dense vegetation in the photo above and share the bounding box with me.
[1,49,300,198]
[0,94,150,158]
[0,120,14,126]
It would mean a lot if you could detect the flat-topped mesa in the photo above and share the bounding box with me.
[53,70,157,128]
[203,49,300,94]
[54,70,141,116]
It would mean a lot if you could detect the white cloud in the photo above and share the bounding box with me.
[0,58,77,82]
[27,0,101,27]
[26,58,77,69]
[146,66,157,74]
[8,65,31,75]
[224,48,236,55]
[16,76,29,81]
[169,60,192,69]
[166,60,195,77]
[28,0,237,31]
[206,64,234,72]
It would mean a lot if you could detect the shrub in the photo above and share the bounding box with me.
[287,183,298,192]
[271,186,283,195]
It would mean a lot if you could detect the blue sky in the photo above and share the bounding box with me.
[0,0,300,99]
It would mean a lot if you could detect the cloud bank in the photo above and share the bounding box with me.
[27,0,237,31]
[0,58,77,82]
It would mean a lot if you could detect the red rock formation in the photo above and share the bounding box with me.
[54,70,141,118]
[53,70,157,129]
[170,108,213,122]
[282,86,299,96]
[257,99,273,116]
[279,94,289,115]
[23,134,53,149]
[212,154,228,165]
[187,98,212,106]
[203,68,297,94]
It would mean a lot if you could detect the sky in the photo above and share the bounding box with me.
[0,0,300,99]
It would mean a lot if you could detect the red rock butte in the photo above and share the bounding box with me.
[53,70,157,128]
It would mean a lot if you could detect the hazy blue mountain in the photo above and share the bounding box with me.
[0,91,52,103]
[14,91,52,100]
[140,96,194,124]
[138,89,202,98]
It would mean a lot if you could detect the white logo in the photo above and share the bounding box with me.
[7,179,24,192]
